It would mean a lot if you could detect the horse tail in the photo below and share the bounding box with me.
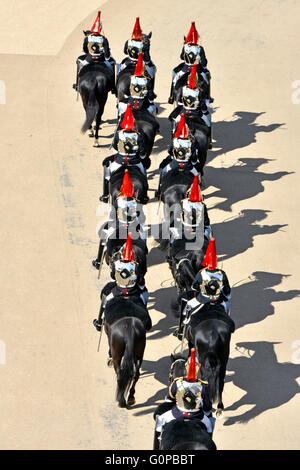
[81,85,99,133]
[201,333,221,404]
[116,318,136,405]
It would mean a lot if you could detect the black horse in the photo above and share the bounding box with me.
[79,62,114,147]
[168,235,208,294]
[104,296,152,407]
[185,304,235,416]
[153,352,217,450]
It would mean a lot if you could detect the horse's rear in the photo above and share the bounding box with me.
[160,419,217,450]
[79,65,112,146]
[109,316,146,407]
[186,315,233,414]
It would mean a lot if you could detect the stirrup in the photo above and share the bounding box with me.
[92,259,100,270]
[99,195,109,203]
[72,83,78,91]
[93,319,102,332]
[173,329,183,340]
[168,96,174,104]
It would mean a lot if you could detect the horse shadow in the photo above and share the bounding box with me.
[231,271,300,331]
[204,157,292,212]
[213,209,288,261]
[131,354,172,416]
[209,111,285,162]
[224,341,300,426]
[147,285,179,341]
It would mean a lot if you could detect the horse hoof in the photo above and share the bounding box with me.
[213,409,224,420]
[118,400,127,408]
[127,397,136,406]
[107,358,113,368]
[93,140,100,148]
[88,130,94,138]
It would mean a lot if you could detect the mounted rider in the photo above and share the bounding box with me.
[176,238,231,340]
[168,22,211,105]
[157,114,202,200]
[119,17,156,83]
[100,104,149,203]
[118,52,157,117]
[93,232,149,335]
[153,348,215,449]
[93,169,148,271]
[73,11,116,94]
[169,174,212,244]
[169,64,212,148]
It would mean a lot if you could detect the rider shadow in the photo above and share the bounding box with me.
[147,286,179,341]
[208,111,285,162]
[131,354,172,415]
[213,209,288,261]
[230,271,300,331]
[204,157,292,212]
[223,341,300,426]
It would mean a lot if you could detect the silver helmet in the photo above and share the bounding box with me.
[173,137,192,161]
[114,259,138,288]
[117,129,139,155]
[116,196,139,225]
[127,38,143,60]
[182,85,200,109]
[129,75,148,99]
[175,379,203,411]
[183,43,201,65]
[87,34,104,55]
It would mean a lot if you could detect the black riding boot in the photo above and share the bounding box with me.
[208,127,212,149]
[153,430,161,450]
[99,177,109,203]
[173,297,188,340]
[73,62,79,91]
[92,238,104,270]
[168,81,175,104]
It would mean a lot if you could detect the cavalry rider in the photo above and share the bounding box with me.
[73,11,116,94]
[176,238,231,340]
[100,104,149,203]
[153,348,215,449]
[169,64,212,147]
[168,22,210,105]
[93,170,148,272]
[93,232,149,336]
[118,52,157,117]
[156,114,201,199]
[168,175,212,249]
[119,17,156,83]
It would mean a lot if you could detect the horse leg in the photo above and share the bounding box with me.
[215,362,227,419]
[127,358,141,406]
[93,93,107,147]
[93,108,102,148]
[88,126,94,138]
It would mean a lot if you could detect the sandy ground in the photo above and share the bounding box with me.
[0,0,299,450]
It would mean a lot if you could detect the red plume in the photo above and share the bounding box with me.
[185,22,199,44]
[120,104,135,130]
[188,64,198,90]
[131,17,143,40]
[187,348,197,381]
[134,52,144,76]
[202,238,218,270]
[123,232,135,261]
[174,113,188,139]
[189,175,202,202]
[90,11,101,34]
[119,169,134,198]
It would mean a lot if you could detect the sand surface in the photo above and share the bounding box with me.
[0,0,299,450]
